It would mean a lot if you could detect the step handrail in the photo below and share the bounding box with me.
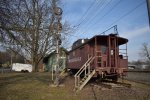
[74,56,95,89]
[74,56,93,77]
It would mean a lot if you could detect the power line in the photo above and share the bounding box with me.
[81,0,145,36]
[87,0,121,31]
[77,0,106,28]
[64,0,145,41]
[66,33,80,38]
[73,0,104,30]
[74,0,96,28]
[69,0,105,38]
[73,0,108,36]
[63,0,109,39]
[107,0,145,29]
[82,0,114,30]
[77,0,117,36]
[81,0,121,36]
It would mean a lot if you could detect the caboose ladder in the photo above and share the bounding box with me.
[74,56,95,91]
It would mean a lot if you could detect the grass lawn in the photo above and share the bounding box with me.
[0,72,150,100]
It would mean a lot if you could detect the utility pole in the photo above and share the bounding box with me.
[51,0,63,86]
[10,51,12,66]
[146,0,150,26]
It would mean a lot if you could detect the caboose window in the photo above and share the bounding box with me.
[79,46,84,49]
[73,51,75,56]
[111,50,114,55]
[101,46,107,54]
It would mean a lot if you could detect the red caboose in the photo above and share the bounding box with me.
[67,32,128,91]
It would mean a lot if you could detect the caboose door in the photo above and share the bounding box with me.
[109,36,118,68]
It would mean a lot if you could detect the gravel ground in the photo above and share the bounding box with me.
[65,75,150,100]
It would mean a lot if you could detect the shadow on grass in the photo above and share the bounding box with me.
[0,72,53,89]
[0,74,27,88]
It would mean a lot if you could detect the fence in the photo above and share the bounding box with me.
[0,68,12,73]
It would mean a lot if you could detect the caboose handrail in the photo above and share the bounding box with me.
[74,56,93,77]
[74,56,95,91]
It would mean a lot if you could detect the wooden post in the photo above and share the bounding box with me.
[95,37,97,68]
[54,33,60,85]
[108,36,111,67]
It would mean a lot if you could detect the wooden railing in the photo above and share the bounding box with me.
[74,56,95,90]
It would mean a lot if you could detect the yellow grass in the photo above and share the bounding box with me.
[0,72,150,100]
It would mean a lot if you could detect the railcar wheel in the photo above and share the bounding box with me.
[68,69,78,76]
[68,69,73,76]
[96,73,106,82]
[112,75,118,82]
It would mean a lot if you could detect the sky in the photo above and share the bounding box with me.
[61,0,150,61]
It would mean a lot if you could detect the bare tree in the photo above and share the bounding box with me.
[0,0,71,71]
[139,43,150,64]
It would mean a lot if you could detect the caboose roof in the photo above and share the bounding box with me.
[69,34,128,52]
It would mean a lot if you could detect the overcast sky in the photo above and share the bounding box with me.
[61,0,150,61]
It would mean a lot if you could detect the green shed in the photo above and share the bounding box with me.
[43,48,68,72]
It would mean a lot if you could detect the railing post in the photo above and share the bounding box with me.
[78,76,80,87]
[85,65,86,76]
[88,64,90,75]
[75,75,77,88]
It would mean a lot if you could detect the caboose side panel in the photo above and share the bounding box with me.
[68,44,90,69]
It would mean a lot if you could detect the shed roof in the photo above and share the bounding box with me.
[43,47,68,64]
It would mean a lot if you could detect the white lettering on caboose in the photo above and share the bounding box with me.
[68,57,81,63]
